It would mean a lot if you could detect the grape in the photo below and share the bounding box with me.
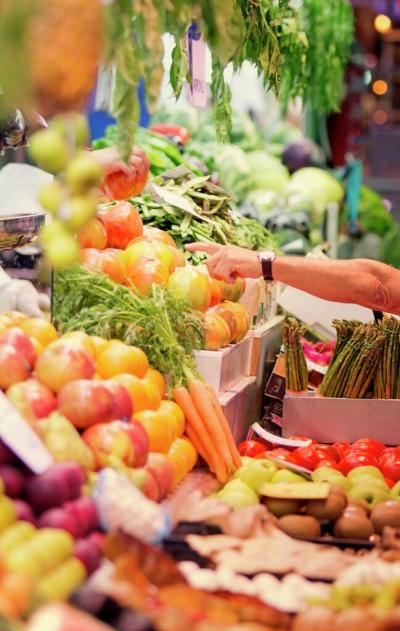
[28,129,69,174]
[38,181,66,213]
[45,232,80,268]
[66,153,104,194]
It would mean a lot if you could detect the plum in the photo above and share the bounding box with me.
[13,499,37,525]
[0,440,15,464]
[0,465,25,498]
[25,462,84,514]
[64,496,98,537]
[38,507,79,536]
[74,538,102,574]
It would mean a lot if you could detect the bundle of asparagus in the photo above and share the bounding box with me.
[320,324,385,399]
[282,319,309,392]
[374,316,400,399]
[330,319,362,364]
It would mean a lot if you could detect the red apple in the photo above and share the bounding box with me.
[38,507,79,536]
[74,538,102,575]
[26,462,84,514]
[7,378,56,423]
[136,467,159,502]
[13,499,36,525]
[0,327,36,367]
[145,453,173,499]
[57,380,115,429]
[0,440,14,464]
[64,497,98,537]
[127,419,149,467]
[35,342,95,393]
[0,465,25,498]
[104,381,132,421]
[82,421,139,470]
[0,343,31,390]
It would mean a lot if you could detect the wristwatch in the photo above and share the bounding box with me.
[258,251,276,282]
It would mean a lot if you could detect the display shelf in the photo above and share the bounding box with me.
[218,376,257,443]
[194,332,253,393]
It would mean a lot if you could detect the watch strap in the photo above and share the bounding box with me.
[258,251,276,282]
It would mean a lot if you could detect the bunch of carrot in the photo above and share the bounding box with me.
[174,379,242,484]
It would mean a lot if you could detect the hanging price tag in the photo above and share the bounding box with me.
[187,23,207,108]
[0,392,53,473]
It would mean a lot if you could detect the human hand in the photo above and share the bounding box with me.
[185,242,262,283]
[0,280,50,318]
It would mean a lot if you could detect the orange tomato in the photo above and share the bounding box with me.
[29,336,44,356]
[20,318,58,347]
[81,248,127,285]
[169,437,198,470]
[209,278,223,307]
[113,373,149,412]
[220,301,250,342]
[0,572,31,614]
[142,379,162,411]
[77,217,107,250]
[59,331,96,358]
[167,455,187,489]
[121,241,175,274]
[124,257,169,294]
[203,312,231,350]
[144,368,166,398]
[143,226,177,247]
[158,400,185,439]
[2,311,29,326]
[168,246,186,269]
[90,335,109,358]
[134,409,172,453]
[97,343,149,379]
[98,202,143,248]
[213,306,237,343]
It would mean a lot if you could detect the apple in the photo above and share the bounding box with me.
[26,462,84,514]
[127,419,149,467]
[0,440,14,464]
[140,468,160,502]
[241,456,255,466]
[38,507,79,536]
[348,480,390,508]
[0,328,37,367]
[0,465,25,498]
[145,453,173,499]
[263,497,302,517]
[7,378,56,423]
[0,343,31,389]
[64,497,98,537]
[82,420,144,469]
[57,380,115,429]
[347,466,384,484]
[218,480,259,509]
[311,466,350,490]
[13,499,36,525]
[74,539,102,575]
[35,342,95,392]
[271,469,307,484]
[234,462,275,493]
[125,467,147,491]
[104,381,132,421]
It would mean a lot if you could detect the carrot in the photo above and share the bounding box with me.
[206,383,242,470]
[188,379,234,477]
[173,386,227,483]
[185,425,210,467]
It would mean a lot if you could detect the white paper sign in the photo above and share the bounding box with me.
[0,392,53,473]
[187,24,207,108]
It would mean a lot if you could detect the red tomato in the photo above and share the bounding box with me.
[314,445,340,463]
[384,477,395,488]
[77,217,107,250]
[352,438,385,456]
[124,257,170,294]
[99,150,150,201]
[81,248,127,284]
[98,201,143,249]
[238,440,269,457]
[338,451,378,476]
[379,453,400,482]
[258,448,294,463]
[316,459,339,470]
[291,446,323,470]
[333,441,351,459]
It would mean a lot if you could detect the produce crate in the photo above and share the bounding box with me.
[194,332,253,393]
[282,392,400,445]
[218,376,257,443]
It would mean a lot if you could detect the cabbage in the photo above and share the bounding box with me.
[215,144,252,202]
[285,167,344,212]
[245,151,290,194]
[282,140,325,173]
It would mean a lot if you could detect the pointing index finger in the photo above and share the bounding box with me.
[185,242,222,254]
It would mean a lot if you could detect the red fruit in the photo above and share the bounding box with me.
[291,446,321,470]
[316,459,339,470]
[82,420,141,470]
[104,381,132,421]
[145,453,173,499]
[139,468,159,502]
[74,539,102,575]
[0,465,25,498]
[258,448,294,463]
[314,445,340,463]
[13,499,36,525]
[238,440,269,457]
[88,531,105,550]
[57,380,115,429]
[0,343,30,389]
[127,419,149,467]
[64,497,98,537]
[77,217,108,250]
[384,477,395,488]
[338,451,379,476]
[0,327,36,367]
[333,441,351,459]
[7,378,56,423]
[379,453,400,482]
[352,438,385,457]
[35,343,95,393]
[0,440,14,464]
[38,507,79,536]
[98,201,143,249]
[26,462,84,514]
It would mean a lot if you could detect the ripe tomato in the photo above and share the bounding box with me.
[204,312,231,350]
[90,335,108,358]
[338,451,378,476]
[20,318,58,348]
[258,448,294,463]
[333,441,351,459]
[209,279,223,308]
[112,373,149,412]
[314,445,340,463]
[2,311,28,326]
[220,277,245,302]
[96,343,149,379]
[213,306,237,343]
[221,302,250,342]
[352,438,385,456]
[100,170,142,201]
[121,241,175,274]
[169,437,198,470]
[134,409,172,453]
[168,246,186,269]
[378,452,400,482]
[81,248,127,284]
[98,202,143,249]
[238,440,268,457]
[384,477,395,488]
[291,446,322,470]
[59,331,96,358]
[144,368,166,398]
[168,267,211,312]
[316,458,339,470]
[142,379,162,411]
[158,400,185,439]
[142,226,176,248]
[77,217,107,250]
[125,257,170,294]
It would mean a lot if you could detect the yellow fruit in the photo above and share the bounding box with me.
[36,557,86,601]
[0,522,36,557]
[28,129,68,174]
[0,496,16,533]
[63,196,98,229]
[50,113,90,148]
[38,181,66,213]
[65,153,104,194]
[44,231,80,268]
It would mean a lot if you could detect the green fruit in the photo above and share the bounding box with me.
[40,220,66,245]
[240,457,254,466]
[38,181,66,213]
[347,466,384,484]
[28,129,69,174]
[234,462,275,493]
[44,231,80,269]
[7,549,42,579]
[50,113,90,148]
[348,481,390,508]
[390,481,400,500]
[312,467,349,490]
[271,469,306,484]
[218,480,259,509]
[66,153,104,194]
[328,585,354,611]
[0,496,16,533]
[62,196,97,229]
[37,557,86,601]
[0,522,36,556]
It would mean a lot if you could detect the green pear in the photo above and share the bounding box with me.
[234,462,275,493]
[271,469,307,485]
[390,482,400,501]
[218,480,259,509]
[347,466,384,484]
[312,467,350,490]
[348,480,390,508]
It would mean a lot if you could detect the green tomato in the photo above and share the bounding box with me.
[168,266,211,311]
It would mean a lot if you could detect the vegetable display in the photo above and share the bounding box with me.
[282,320,308,392]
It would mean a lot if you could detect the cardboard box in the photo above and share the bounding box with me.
[194,332,253,393]
[219,376,257,443]
[283,392,400,445]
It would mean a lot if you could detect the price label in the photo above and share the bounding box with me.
[0,392,53,473]
[187,23,207,108]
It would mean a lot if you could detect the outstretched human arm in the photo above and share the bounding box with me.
[185,243,400,316]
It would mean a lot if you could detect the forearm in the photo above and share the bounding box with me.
[272,257,399,313]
